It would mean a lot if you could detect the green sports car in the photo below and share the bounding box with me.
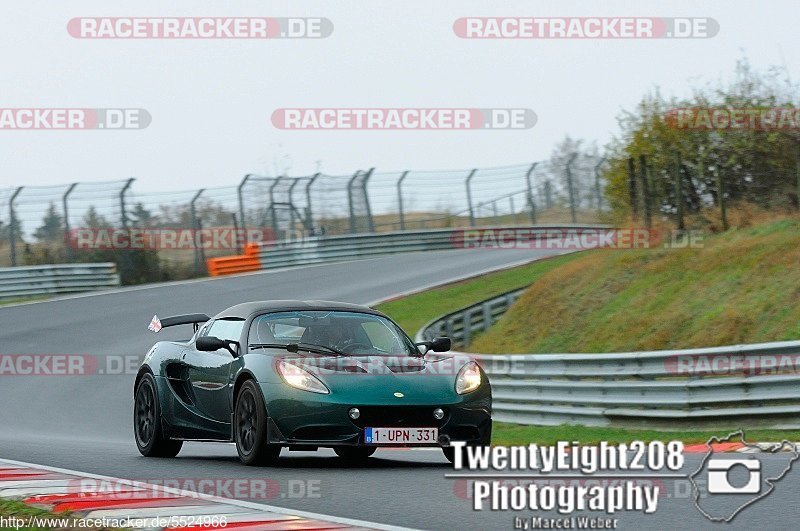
[134,300,492,465]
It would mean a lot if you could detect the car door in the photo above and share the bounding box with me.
[183,318,245,426]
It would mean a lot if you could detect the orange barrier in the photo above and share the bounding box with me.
[206,243,262,276]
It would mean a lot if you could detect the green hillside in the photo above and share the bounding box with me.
[472,218,800,353]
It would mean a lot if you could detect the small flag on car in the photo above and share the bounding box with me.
[148,315,162,333]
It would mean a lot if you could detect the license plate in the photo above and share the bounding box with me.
[364,427,438,444]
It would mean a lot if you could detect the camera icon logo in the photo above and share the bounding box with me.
[707,458,761,494]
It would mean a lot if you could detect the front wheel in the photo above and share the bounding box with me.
[235,380,281,466]
[334,446,376,461]
[134,373,183,457]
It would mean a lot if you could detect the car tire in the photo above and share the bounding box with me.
[235,380,281,466]
[334,446,377,461]
[134,373,183,458]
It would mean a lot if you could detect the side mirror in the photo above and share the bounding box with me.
[430,337,451,352]
[196,336,238,357]
[415,336,451,354]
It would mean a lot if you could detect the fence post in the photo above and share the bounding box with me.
[627,157,638,219]
[119,178,134,228]
[716,167,728,230]
[237,174,251,231]
[362,167,375,232]
[638,155,652,229]
[594,157,606,212]
[268,176,283,239]
[305,172,320,232]
[347,170,361,234]
[565,153,578,223]
[544,180,553,209]
[525,162,538,224]
[674,154,685,230]
[397,170,409,230]
[8,187,23,266]
[190,188,205,274]
[287,178,301,234]
[796,144,800,210]
[62,183,78,261]
[465,169,477,227]
[118,178,135,283]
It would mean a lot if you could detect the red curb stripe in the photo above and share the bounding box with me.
[171,522,350,531]
[49,496,207,513]
[25,490,150,504]
[167,519,300,530]
[683,442,745,453]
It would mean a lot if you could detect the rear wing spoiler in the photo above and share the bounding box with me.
[148,313,211,333]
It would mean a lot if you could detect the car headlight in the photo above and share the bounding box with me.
[455,361,482,394]
[276,360,329,394]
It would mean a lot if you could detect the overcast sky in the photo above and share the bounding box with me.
[1,0,797,192]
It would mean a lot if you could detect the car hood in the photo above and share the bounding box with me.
[279,352,476,403]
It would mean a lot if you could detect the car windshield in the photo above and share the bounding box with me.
[249,310,417,356]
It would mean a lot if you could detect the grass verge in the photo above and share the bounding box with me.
[491,422,800,446]
[376,252,584,335]
[0,499,127,531]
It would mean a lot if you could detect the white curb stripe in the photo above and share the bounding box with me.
[0,458,417,531]
[83,505,252,519]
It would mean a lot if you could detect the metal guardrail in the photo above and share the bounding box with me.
[417,287,800,429]
[0,263,120,300]
[256,225,604,271]
[416,287,526,348]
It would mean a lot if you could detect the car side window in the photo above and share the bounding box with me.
[204,319,245,343]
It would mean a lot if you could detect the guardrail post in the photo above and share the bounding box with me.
[62,183,78,261]
[465,169,477,227]
[9,186,23,266]
[566,153,578,223]
[347,170,361,234]
[594,157,606,212]
[525,163,538,224]
[445,317,455,340]
[362,168,375,232]
[462,308,472,348]
[482,301,493,331]
[397,170,409,231]
[190,188,206,274]
[237,174,251,231]
[305,172,320,233]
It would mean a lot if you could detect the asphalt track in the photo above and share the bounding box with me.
[1,248,798,530]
